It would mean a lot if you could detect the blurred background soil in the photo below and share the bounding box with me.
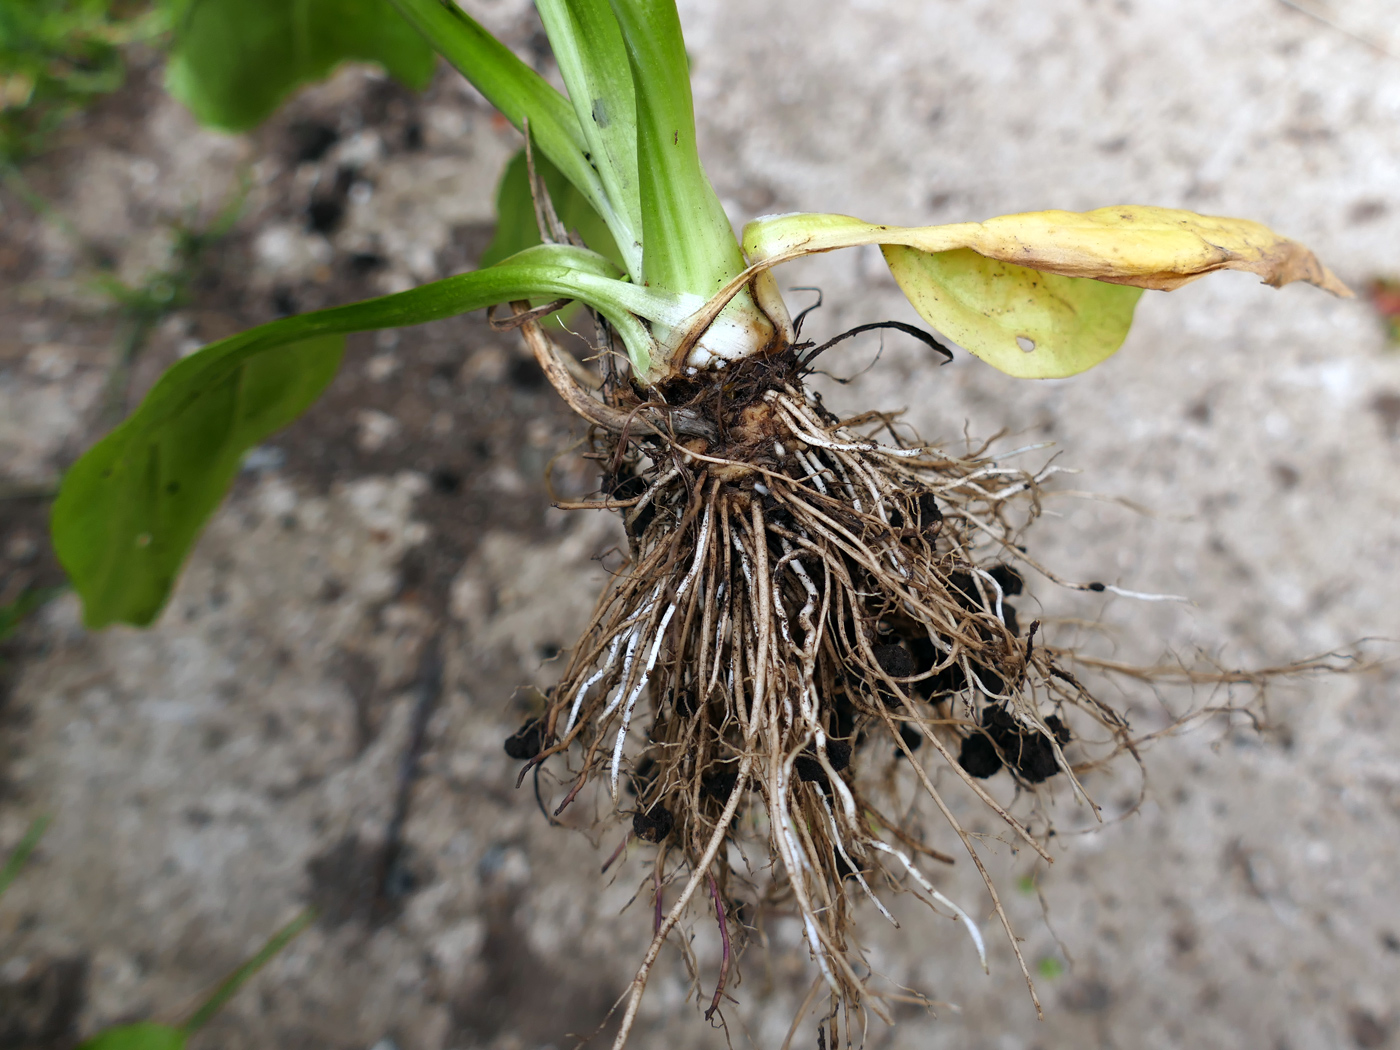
[1,1,1399,1048]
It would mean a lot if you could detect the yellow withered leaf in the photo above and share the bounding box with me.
[742,206,1352,295]
[738,206,1349,378]
[938,206,1352,294]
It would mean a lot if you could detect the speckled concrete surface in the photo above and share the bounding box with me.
[1,1,1398,1048]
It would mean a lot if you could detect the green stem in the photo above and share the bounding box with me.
[602,0,785,375]
[605,0,744,298]
[535,0,643,279]
[384,0,641,277]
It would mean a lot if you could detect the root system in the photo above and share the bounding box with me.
[500,312,1350,1049]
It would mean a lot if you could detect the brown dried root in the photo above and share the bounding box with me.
[506,316,1152,1047]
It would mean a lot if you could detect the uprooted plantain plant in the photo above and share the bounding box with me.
[49,0,1351,1045]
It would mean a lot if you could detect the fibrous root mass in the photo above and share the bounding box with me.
[505,334,1132,1043]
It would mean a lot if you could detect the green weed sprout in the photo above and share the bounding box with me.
[0,0,165,164]
[47,1,1350,1044]
[1,818,310,1049]
[74,910,313,1050]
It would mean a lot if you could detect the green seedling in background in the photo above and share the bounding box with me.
[75,909,313,1050]
[0,813,49,898]
[0,0,164,164]
[1367,277,1400,344]
[91,177,248,425]
[1036,956,1065,981]
[1,816,312,1049]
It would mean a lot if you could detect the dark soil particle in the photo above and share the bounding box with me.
[699,769,738,801]
[287,119,339,163]
[917,491,943,533]
[831,691,859,738]
[306,168,354,235]
[503,718,545,760]
[833,851,867,882]
[959,707,1065,783]
[0,955,87,1050]
[906,636,966,699]
[958,731,1003,778]
[670,688,698,717]
[607,473,648,502]
[873,643,916,678]
[988,563,1024,596]
[800,733,851,784]
[794,738,853,784]
[945,572,981,609]
[632,804,674,843]
[826,738,853,770]
[1007,732,1059,782]
[896,723,924,755]
[1002,603,1020,638]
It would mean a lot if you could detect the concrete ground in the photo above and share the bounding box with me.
[1,0,1398,1048]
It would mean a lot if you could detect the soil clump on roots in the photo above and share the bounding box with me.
[507,322,1134,1045]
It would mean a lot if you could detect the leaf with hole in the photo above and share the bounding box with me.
[740,205,1350,377]
[882,245,1145,378]
[535,0,642,276]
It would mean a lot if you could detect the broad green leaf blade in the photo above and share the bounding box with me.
[384,0,637,275]
[164,0,435,132]
[536,0,642,279]
[53,250,670,627]
[76,1023,186,1050]
[605,0,744,298]
[742,208,1351,296]
[480,148,623,270]
[54,333,344,628]
[883,245,1145,378]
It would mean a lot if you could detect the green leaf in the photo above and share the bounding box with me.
[480,148,622,270]
[53,248,674,628]
[605,0,744,298]
[71,913,312,1050]
[76,1023,186,1050]
[0,0,158,162]
[182,910,314,1033]
[0,586,63,643]
[164,0,435,132]
[53,333,344,628]
[384,0,639,276]
[535,0,641,277]
[0,814,50,900]
[882,245,1144,379]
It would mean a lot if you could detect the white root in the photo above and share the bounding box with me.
[867,841,987,970]
[818,794,898,928]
